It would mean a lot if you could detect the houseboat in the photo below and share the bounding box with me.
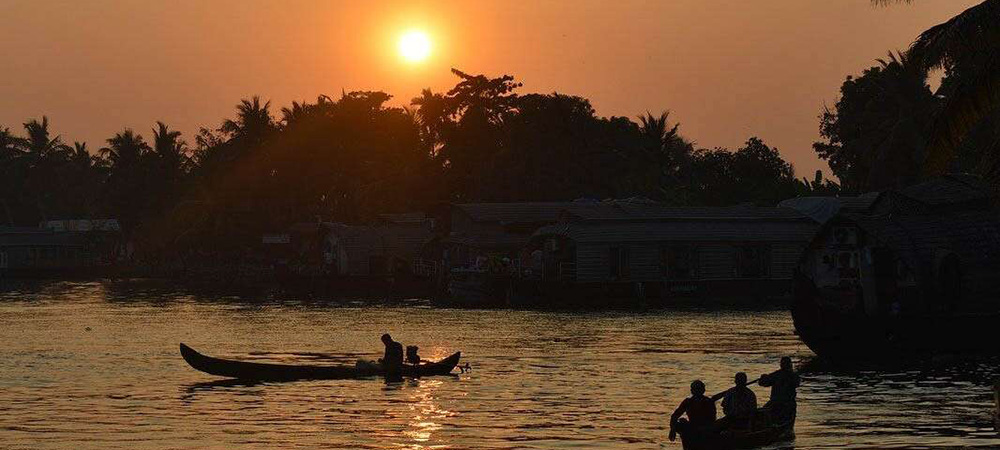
[517,202,820,307]
[790,175,1000,360]
[0,220,122,278]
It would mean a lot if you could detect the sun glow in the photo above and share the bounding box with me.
[398,30,432,63]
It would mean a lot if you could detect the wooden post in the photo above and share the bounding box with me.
[994,381,999,432]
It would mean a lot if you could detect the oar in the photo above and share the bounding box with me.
[710,377,760,402]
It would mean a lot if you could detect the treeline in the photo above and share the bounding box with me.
[815,0,1000,193]
[1,69,836,256]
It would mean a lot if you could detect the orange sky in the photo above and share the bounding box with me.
[0,0,980,178]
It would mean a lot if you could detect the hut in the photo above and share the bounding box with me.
[521,204,819,306]
[791,175,1000,359]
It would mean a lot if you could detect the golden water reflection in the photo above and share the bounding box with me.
[1,281,999,449]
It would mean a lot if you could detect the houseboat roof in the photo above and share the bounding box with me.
[40,219,121,232]
[779,192,880,224]
[452,202,582,224]
[0,230,87,247]
[836,208,1000,272]
[561,203,809,221]
[532,217,819,244]
[443,232,532,249]
[375,212,430,224]
[801,175,998,272]
[896,173,989,206]
[453,199,805,224]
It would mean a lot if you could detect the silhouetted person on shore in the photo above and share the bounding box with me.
[759,356,799,423]
[714,372,757,429]
[669,380,716,442]
[380,333,404,381]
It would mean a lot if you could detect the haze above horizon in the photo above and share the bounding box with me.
[0,0,980,177]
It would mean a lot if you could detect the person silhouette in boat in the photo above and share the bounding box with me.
[759,356,800,423]
[669,380,716,442]
[712,371,758,430]
[406,345,422,365]
[379,333,404,380]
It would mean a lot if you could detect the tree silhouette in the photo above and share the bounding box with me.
[872,0,1000,190]
[0,69,828,263]
[815,51,937,191]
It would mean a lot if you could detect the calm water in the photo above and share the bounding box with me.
[1,281,998,449]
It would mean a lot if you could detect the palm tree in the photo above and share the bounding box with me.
[151,121,188,174]
[22,116,69,158]
[0,127,23,161]
[638,111,695,199]
[101,128,150,169]
[70,142,93,167]
[865,51,938,188]
[876,0,1000,174]
[220,96,275,143]
[638,111,689,155]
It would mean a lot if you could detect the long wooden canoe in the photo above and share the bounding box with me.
[180,343,461,381]
[680,415,795,450]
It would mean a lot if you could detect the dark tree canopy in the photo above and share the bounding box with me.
[1,70,825,259]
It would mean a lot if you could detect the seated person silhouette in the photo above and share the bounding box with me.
[669,380,716,441]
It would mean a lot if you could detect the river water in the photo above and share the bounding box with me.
[1,281,998,449]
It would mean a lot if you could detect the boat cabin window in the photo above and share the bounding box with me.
[660,245,696,279]
[737,245,768,278]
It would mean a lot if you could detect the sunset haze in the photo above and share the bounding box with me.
[0,0,980,176]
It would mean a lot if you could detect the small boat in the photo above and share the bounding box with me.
[179,343,461,381]
[680,415,795,450]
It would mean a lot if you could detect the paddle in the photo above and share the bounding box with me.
[668,378,761,442]
[710,377,760,402]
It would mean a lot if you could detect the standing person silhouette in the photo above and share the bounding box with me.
[379,333,404,381]
[759,356,800,423]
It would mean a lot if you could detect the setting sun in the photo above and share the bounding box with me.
[398,30,431,63]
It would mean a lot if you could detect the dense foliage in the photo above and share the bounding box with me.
[1,70,829,256]
[818,0,1000,192]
